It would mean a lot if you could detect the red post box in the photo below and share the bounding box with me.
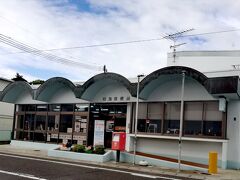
[111,132,126,151]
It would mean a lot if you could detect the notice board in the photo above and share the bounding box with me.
[93,120,105,146]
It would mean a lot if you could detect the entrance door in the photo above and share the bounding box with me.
[89,104,127,148]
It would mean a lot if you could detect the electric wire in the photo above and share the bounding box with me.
[1,28,240,56]
[0,15,99,66]
[0,34,102,71]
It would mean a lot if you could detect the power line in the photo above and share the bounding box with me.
[0,34,102,71]
[0,15,99,65]
[179,28,240,38]
[1,28,240,56]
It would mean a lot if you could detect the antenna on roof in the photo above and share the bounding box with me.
[165,28,194,63]
[103,65,107,73]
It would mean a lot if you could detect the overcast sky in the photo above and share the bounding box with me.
[0,0,240,82]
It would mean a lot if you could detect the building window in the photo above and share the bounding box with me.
[59,115,73,133]
[184,102,203,136]
[23,114,35,141]
[35,115,47,142]
[164,102,180,135]
[136,103,148,133]
[61,104,73,112]
[24,114,35,131]
[47,115,59,132]
[35,115,46,131]
[24,105,36,112]
[49,104,61,112]
[36,105,48,112]
[74,104,89,112]
[203,102,223,137]
[131,101,225,138]
[16,115,24,130]
[147,103,162,133]
[47,115,59,143]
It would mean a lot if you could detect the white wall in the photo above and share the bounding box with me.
[148,77,215,101]
[50,88,88,104]
[167,51,240,77]
[227,100,240,168]
[136,138,222,165]
[15,91,44,104]
[93,83,135,102]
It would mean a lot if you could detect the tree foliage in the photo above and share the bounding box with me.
[11,73,27,82]
[29,79,45,85]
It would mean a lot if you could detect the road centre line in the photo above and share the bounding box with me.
[0,169,47,180]
[0,153,181,180]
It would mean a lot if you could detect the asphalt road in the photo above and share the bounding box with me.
[0,153,196,180]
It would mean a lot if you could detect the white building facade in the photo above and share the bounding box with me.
[167,50,240,169]
[0,50,240,169]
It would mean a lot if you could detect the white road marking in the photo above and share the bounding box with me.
[131,173,158,178]
[131,172,181,180]
[0,153,181,180]
[0,169,47,180]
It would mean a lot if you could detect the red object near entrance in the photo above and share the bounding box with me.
[111,132,126,151]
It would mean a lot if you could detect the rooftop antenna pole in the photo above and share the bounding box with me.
[165,28,194,63]
[170,43,187,63]
[103,65,107,73]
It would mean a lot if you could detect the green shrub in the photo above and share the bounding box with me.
[95,145,105,155]
[85,149,93,154]
[73,144,85,153]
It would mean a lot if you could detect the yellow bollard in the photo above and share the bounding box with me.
[208,151,218,174]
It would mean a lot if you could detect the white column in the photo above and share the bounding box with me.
[222,141,228,169]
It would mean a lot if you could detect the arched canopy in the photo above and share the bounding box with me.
[77,72,136,100]
[140,66,208,99]
[0,81,34,103]
[36,77,76,102]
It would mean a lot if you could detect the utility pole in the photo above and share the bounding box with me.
[133,74,144,165]
[178,70,186,172]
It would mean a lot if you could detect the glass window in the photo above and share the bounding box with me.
[47,115,59,132]
[115,105,127,114]
[17,105,25,112]
[23,132,34,141]
[59,115,73,133]
[61,104,73,112]
[203,102,223,137]
[184,102,203,136]
[35,115,46,131]
[74,115,87,133]
[136,103,147,133]
[47,115,59,143]
[147,103,163,133]
[49,104,61,112]
[164,102,180,134]
[36,105,48,111]
[35,132,46,142]
[15,131,23,140]
[138,103,147,119]
[24,114,35,131]
[25,105,36,111]
[75,104,89,112]
[16,115,24,130]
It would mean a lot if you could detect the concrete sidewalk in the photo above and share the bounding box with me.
[0,144,239,180]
